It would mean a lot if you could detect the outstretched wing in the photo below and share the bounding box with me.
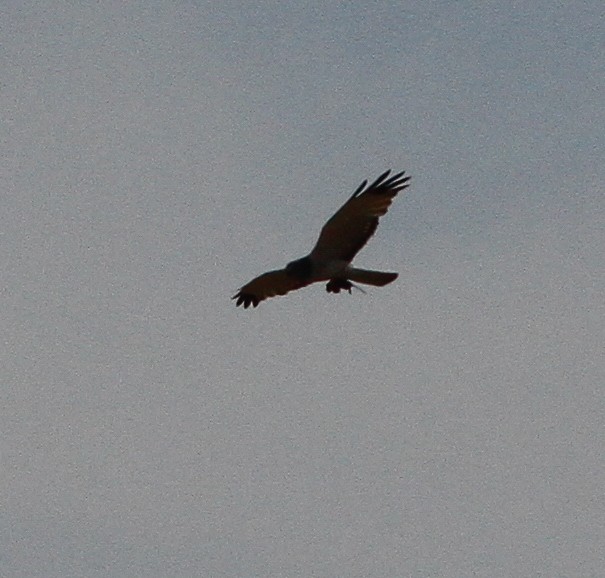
[310,170,410,262]
[232,269,310,308]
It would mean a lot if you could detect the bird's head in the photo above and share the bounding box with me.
[285,257,312,280]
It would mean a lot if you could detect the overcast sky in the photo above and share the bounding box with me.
[2,1,604,576]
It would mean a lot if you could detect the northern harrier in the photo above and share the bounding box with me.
[233,169,411,308]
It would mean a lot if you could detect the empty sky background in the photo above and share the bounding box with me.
[2,1,604,576]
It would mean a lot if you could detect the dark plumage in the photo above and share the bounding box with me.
[233,169,411,308]
[285,257,313,280]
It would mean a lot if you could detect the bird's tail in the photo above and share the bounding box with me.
[346,268,398,287]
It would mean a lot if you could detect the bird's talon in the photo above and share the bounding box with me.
[326,279,354,294]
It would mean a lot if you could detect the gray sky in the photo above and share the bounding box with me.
[2,1,604,576]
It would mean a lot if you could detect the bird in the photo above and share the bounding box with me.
[232,169,411,308]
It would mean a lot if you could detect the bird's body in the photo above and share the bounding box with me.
[233,170,410,308]
[287,256,349,282]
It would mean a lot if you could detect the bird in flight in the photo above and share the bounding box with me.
[233,169,411,308]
